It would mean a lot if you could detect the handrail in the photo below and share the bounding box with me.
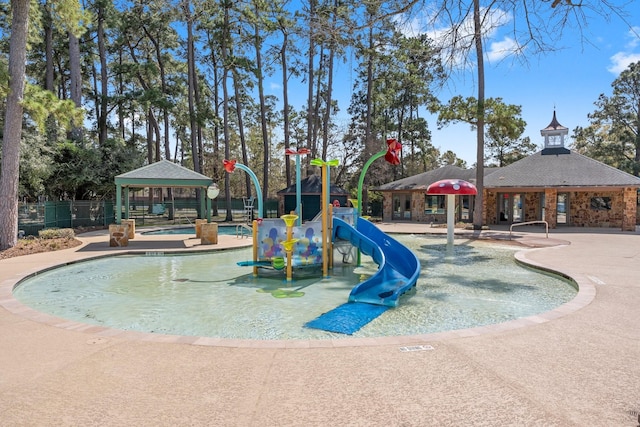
[236,223,252,239]
[509,220,548,239]
[180,214,193,226]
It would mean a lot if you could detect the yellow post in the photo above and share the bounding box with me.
[252,219,258,277]
[281,214,299,282]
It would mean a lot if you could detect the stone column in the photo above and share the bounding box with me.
[622,187,637,231]
[412,192,425,222]
[201,222,218,245]
[122,219,135,240]
[545,188,557,229]
[382,193,392,222]
[195,219,208,238]
[109,223,130,247]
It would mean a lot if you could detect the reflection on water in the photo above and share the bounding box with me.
[13,234,576,340]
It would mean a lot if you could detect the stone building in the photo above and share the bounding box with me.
[377,112,640,231]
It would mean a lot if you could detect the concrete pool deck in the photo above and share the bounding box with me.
[1,224,639,426]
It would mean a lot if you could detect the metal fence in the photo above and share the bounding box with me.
[17,198,280,236]
[18,201,115,236]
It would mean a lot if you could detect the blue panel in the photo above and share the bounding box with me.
[304,302,389,335]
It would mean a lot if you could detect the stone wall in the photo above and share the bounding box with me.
[382,193,392,222]
[570,191,621,228]
[624,187,638,231]
[484,190,497,225]
[411,192,425,222]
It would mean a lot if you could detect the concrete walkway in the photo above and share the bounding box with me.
[1,224,639,426]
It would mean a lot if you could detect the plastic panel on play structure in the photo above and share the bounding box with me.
[256,219,324,267]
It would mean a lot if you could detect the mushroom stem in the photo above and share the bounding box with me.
[446,194,455,245]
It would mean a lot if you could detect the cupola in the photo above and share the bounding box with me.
[541,110,570,155]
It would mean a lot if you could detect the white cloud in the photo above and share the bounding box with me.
[400,7,514,69]
[486,36,519,62]
[625,26,640,49]
[607,51,640,74]
[607,26,640,74]
[270,82,282,91]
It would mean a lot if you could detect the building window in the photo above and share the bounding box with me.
[590,197,611,210]
[425,195,445,214]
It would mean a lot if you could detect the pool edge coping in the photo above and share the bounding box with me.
[0,234,593,349]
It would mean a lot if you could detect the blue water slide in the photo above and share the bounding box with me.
[332,217,421,307]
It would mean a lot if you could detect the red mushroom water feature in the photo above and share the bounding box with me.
[426,179,477,245]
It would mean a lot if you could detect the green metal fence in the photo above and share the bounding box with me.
[18,200,115,236]
[17,198,279,236]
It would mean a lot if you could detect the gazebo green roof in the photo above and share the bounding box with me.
[115,160,213,188]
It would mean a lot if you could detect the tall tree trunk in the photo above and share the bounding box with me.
[473,0,485,229]
[322,0,338,161]
[118,49,125,140]
[69,30,83,144]
[362,23,374,215]
[97,2,108,147]
[44,1,57,144]
[0,0,30,250]
[306,0,316,162]
[44,2,54,92]
[280,30,292,187]
[184,4,200,174]
[184,2,202,217]
[206,32,220,216]
[221,1,233,221]
[253,11,270,210]
[231,69,252,197]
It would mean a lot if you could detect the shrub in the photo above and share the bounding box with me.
[38,228,75,239]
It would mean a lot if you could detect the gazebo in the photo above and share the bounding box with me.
[114,160,214,224]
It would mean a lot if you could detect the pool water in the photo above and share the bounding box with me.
[142,225,239,236]
[13,235,577,340]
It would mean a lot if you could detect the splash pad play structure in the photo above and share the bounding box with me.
[225,139,421,334]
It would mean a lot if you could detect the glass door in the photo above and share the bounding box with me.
[392,193,411,221]
[498,193,523,223]
[557,193,568,224]
[512,194,523,222]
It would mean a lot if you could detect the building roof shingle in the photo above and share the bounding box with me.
[484,150,640,188]
[376,165,497,191]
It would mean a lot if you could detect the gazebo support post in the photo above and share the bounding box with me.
[116,185,122,224]
[124,187,130,220]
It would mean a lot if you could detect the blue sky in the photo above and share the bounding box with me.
[271,4,640,167]
[421,6,640,166]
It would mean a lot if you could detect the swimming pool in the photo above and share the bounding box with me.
[12,234,577,340]
[141,225,241,236]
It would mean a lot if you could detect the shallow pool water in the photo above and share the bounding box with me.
[13,234,576,340]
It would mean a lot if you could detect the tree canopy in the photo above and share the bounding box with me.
[0,0,637,248]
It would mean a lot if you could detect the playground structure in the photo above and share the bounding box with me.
[224,139,421,333]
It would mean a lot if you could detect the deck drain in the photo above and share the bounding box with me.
[145,251,165,256]
[399,345,434,352]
